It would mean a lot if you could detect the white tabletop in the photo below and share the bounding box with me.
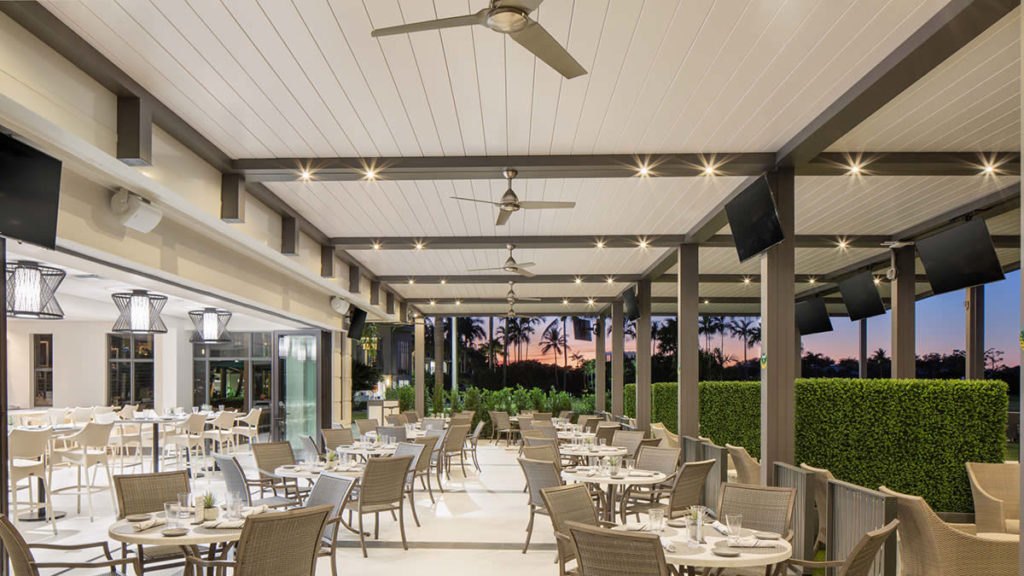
[562,467,667,486]
[336,444,398,458]
[557,431,596,441]
[274,463,365,480]
[560,445,628,457]
[615,524,791,569]
[108,517,241,547]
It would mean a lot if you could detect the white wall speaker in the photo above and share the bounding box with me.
[330,296,351,316]
[110,189,163,233]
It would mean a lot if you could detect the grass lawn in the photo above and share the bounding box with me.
[1006,442,1019,461]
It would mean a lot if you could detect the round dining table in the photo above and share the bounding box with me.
[562,467,668,522]
[108,515,242,576]
[560,444,628,460]
[613,524,792,576]
[274,463,365,480]
[335,443,398,458]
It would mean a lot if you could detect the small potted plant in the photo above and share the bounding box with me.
[200,492,219,521]
[324,451,338,465]
[608,455,621,477]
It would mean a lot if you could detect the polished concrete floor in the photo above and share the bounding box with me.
[20,441,558,575]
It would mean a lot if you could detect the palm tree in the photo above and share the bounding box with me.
[698,316,718,351]
[571,352,585,368]
[540,320,568,389]
[715,315,728,354]
[727,318,758,365]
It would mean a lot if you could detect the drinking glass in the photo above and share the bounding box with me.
[191,406,199,414]
[648,508,665,533]
[226,492,243,520]
[164,502,181,529]
[218,404,225,412]
[726,514,743,544]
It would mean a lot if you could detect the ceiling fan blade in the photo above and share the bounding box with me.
[514,262,536,267]
[496,210,513,226]
[371,10,487,37]
[509,20,587,79]
[467,266,506,272]
[517,201,576,210]
[452,196,500,206]
[514,267,536,278]
[515,296,543,301]
[499,0,545,13]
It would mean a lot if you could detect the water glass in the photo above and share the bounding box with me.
[725,514,743,544]
[164,502,181,529]
[191,406,199,414]
[226,492,243,520]
[648,508,665,533]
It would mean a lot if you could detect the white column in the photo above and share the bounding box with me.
[890,246,916,379]
[414,317,425,415]
[595,317,606,412]
[611,301,625,416]
[636,280,652,431]
[451,317,458,392]
[341,333,352,424]
[677,244,700,437]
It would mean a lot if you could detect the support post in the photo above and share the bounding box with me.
[349,265,360,295]
[434,317,445,395]
[890,246,916,379]
[636,280,652,432]
[760,168,796,485]
[965,286,985,379]
[677,244,700,437]
[414,317,425,416]
[116,95,152,165]
[1,237,9,533]
[858,319,868,378]
[611,301,625,416]
[451,317,458,392]
[281,216,299,256]
[220,174,246,223]
[320,245,334,278]
[340,331,352,424]
[595,317,606,412]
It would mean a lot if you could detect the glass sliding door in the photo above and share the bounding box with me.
[272,331,321,451]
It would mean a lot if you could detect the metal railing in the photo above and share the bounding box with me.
[681,435,704,464]
[700,441,729,509]
[826,479,897,576]
[773,463,816,572]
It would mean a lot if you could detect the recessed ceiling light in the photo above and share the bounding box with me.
[408,279,415,285]
[586,297,595,306]
[595,240,605,249]
[638,164,650,177]
[429,299,436,305]
[372,242,382,250]
[606,277,614,284]
[575,277,583,284]
[743,277,751,285]
[562,298,569,305]
[873,276,882,285]
[455,299,462,306]
[440,279,447,285]
[837,238,849,251]
[808,277,817,285]
[299,170,312,181]
[848,164,861,175]
[365,168,378,180]
[638,239,649,249]
[982,163,996,175]
[703,299,710,305]
[702,164,715,176]
[414,242,424,250]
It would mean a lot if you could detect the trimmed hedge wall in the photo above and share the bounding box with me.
[624,379,1007,513]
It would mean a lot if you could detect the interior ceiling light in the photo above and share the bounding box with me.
[637,164,650,177]
[299,170,312,181]
[808,278,817,285]
[430,299,436,306]
[574,277,583,284]
[702,163,716,176]
[981,163,996,175]
[586,297,595,306]
[408,279,415,285]
[837,238,849,251]
[638,239,649,249]
[372,242,382,250]
[847,163,861,175]
[873,276,882,285]
[112,290,168,334]
[595,240,605,249]
[562,298,569,305]
[455,299,462,306]
[414,242,424,250]
[743,277,751,285]
[189,308,232,344]
[364,168,378,180]
[5,261,65,319]
[703,299,710,305]
[606,277,614,284]
[440,279,447,285]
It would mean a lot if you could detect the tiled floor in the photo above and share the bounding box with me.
[22,441,559,575]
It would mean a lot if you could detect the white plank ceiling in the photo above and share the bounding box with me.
[43,0,950,158]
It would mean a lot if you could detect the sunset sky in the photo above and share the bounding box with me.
[483,270,1022,368]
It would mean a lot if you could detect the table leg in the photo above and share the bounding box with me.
[152,422,160,473]
[18,476,66,522]
[604,484,618,523]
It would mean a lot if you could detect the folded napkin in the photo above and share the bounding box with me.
[624,522,646,532]
[131,517,167,532]
[660,537,677,553]
[728,537,777,548]
[628,470,655,477]
[241,505,268,517]
[202,518,245,529]
[709,520,729,535]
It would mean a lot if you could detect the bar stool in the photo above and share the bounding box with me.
[8,428,57,534]
[49,422,115,521]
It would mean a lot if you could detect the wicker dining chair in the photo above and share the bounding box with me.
[184,504,333,576]
[725,444,761,485]
[49,421,116,520]
[800,462,836,553]
[412,434,441,502]
[621,458,715,522]
[966,461,1019,534]
[301,435,323,461]
[717,483,796,541]
[611,430,644,459]
[466,420,487,471]
[784,519,899,576]
[344,455,415,557]
[354,418,379,438]
[566,520,671,576]
[594,424,619,446]
[393,442,427,527]
[490,411,518,445]
[617,446,679,521]
[442,424,472,479]
[213,454,295,508]
[649,423,679,449]
[879,485,1018,575]
[321,427,354,452]
[401,410,419,424]
[0,515,141,576]
[252,442,308,501]
[166,413,207,474]
[376,425,407,443]
[305,474,356,576]
[519,456,564,553]
[113,470,191,574]
[423,428,447,494]
[541,484,616,576]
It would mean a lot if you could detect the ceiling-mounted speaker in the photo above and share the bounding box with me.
[622,287,640,321]
[110,189,162,233]
[330,296,351,316]
[348,308,367,340]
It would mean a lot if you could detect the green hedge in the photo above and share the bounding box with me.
[624,379,1007,512]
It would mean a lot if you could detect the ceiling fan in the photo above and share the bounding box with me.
[506,280,541,303]
[468,244,536,277]
[452,169,575,226]
[370,1,587,79]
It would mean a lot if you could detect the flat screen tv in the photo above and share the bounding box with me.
[622,287,640,321]
[0,133,62,249]
[916,219,1004,295]
[838,270,886,321]
[724,175,785,262]
[573,318,592,341]
[348,308,367,340]
[796,297,833,335]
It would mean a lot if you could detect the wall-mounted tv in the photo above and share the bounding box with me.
[348,308,367,340]
[0,133,62,249]
[724,176,785,262]
[916,219,1004,295]
[838,270,886,321]
[573,317,592,341]
[796,297,833,335]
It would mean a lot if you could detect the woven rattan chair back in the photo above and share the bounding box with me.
[321,427,354,451]
[567,521,670,576]
[393,442,426,478]
[669,459,715,512]
[252,442,296,480]
[213,454,253,505]
[519,457,562,508]
[113,470,190,518]
[717,483,795,537]
[355,419,379,436]
[412,435,439,473]
[385,414,408,426]
[838,519,900,576]
[635,446,678,476]
[304,473,355,543]
[232,504,332,576]
[401,410,419,424]
[518,416,534,431]
[376,426,407,443]
[611,430,644,458]
[878,486,943,575]
[491,411,512,431]
[0,514,39,576]
[595,424,618,445]
[9,428,51,461]
[300,435,322,460]
[534,412,553,421]
[800,462,835,546]
[422,418,446,431]
[522,444,560,471]
[444,424,471,452]
[450,415,473,429]
[966,461,1019,533]
[470,420,486,440]
[542,483,600,569]
[537,424,558,440]
[725,444,761,485]
[360,456,414,507]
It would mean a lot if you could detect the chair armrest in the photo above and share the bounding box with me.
[34,557,141,572]
[786,558,845,568]
[970,483,1007,534]
[185,554,237,570]
[597,520,617,528]
[936,519,1019,573]
[29,540,112,558]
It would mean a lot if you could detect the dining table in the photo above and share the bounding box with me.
[561,466,668,522]
[108,513,243,576]
[336,443,399,459]
[612,523,792,576]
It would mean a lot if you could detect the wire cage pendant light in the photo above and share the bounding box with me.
[112,290,168,334]
[5,261,66,319]
[188,308,232,343]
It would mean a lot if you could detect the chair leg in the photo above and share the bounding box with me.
[472,446,481,472]
[358,513,367,558]
[330,545,338,576]
[398,505,408,551]
[407,488,420,527]
[423,474,435,503]
[41,476,57,535]
[523,506,535,553]
[374,512,379,540]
